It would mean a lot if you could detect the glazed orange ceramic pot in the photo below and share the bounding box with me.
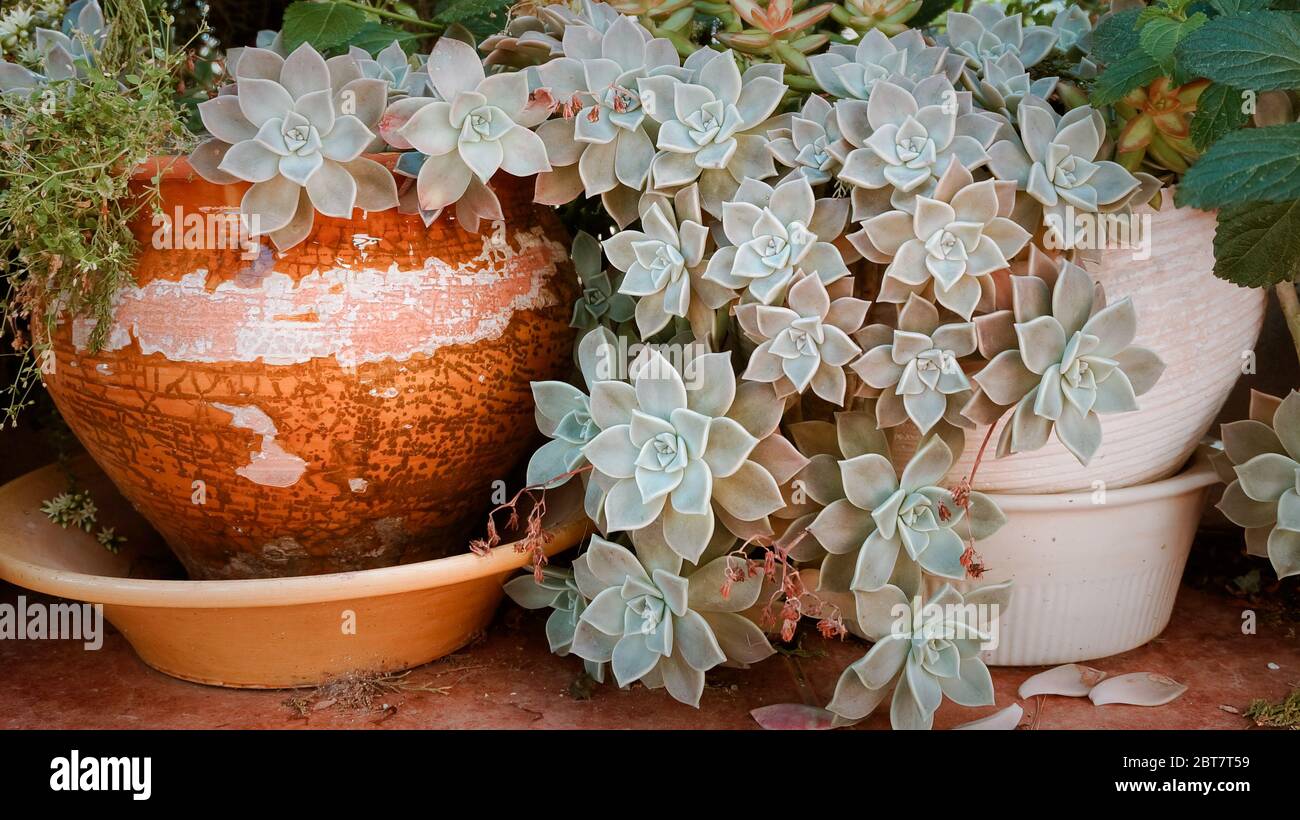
[40,157,578,580]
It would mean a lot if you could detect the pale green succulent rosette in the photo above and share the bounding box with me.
[567,536,774,707]
[582,347,790,563]
[0,0,102,94]
[965,255,1166,465]
[767,94,844,187]
[855,161,1029,319]
[808,27,961,101]
[639,47,788,217]
[504,564,607,682]
[736,273,868,406]
[528,326,622,492]
[189,42,398,251]
[968,52,1057,124]
[1216,390,1300,580]
[570,231,636,332]
[602,184,733,340]
[532,15,685,227]
[480,0,622,69]
[986,96,1156,249]
[832,75,999,215]
[853,294,976,435]
[384,37,551,232]
[703,175,850,306]
[826,575,1012,730]
[1051,5,1097,79]
[941,2,1058,70]
[349,42,429,98]
[807,432,1005,596]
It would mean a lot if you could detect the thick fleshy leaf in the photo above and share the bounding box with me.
[1018,663,1108,699]
[1088,672,1188,706]
[954,703,1024,730]
[751,703,837,730]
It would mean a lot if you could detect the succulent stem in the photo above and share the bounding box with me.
[1276,280,1300,369]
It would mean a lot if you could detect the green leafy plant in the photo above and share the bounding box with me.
[0,0,192,424]
[1083,1,1300,362]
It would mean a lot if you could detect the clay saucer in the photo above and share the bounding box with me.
[0,460,588,688]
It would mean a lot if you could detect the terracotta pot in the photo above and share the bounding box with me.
[40,157,578,579]
[930,454,1219,667]
[0,459,589,687]
[891,192,1267,493]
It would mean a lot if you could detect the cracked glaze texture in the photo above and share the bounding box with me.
[42,161,578,579]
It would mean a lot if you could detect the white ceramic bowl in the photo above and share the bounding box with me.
[933,453,1220,667]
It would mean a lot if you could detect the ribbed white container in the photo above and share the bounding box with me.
[930,455,1220,667]
[892,194,1267,493]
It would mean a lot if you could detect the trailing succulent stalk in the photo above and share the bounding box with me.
[0,0,192,425]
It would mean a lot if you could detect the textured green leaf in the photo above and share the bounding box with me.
[1190,82,1251,150]
[1177,123,1300,208]
[282,1,368,51]
[1177,11,1300,91]
[1140,16,1194,74]
[434,0,513,37]
[1090,8,1144,65]
[348,22,420,55]
[1091,50,1164,106]
[1212,200,1300,287]
[1211,0,1273,14]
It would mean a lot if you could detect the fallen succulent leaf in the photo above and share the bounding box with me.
[751,703,837,730]
[1018,663,1108,699]
[954,703,1024,730]
[1088,672,1188,706]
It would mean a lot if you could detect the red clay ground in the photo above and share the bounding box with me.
[1,578,1294,730]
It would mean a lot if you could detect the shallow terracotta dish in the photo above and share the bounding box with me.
[0,460,587,688]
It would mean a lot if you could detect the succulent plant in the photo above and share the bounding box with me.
[1214,390,1300,580]
[767,94,843,186]
[581,347,789,562]
[942,2,1057,70]
[715,0,834,75]
[1113,77,1208,175]
[0,0,102,93]
[0,0,67,70]
[703,175,850,305]
[826,575,1012,729]
[808,28,959,101]
[986,96,1147,249]
[965,257,1166,465]
[807,432,1005,594]
[188,43,397,251]
[349,41,428,98]
[969,52,1057,123]
[504,565,607,681]
[833,76,998,213]
[638,47,788,217]
[1051,6,1092,53]
[830,0,923,37]
[571,231,636,331]
[480,0,625,68]
[568,535,774,706]
[602,184,734,339]
[853,295,976,435]
[532,15,684,228]
[736,273,867,405]
[528,326,620,489]
[855,162,1028,319]
[383,37,551,231]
